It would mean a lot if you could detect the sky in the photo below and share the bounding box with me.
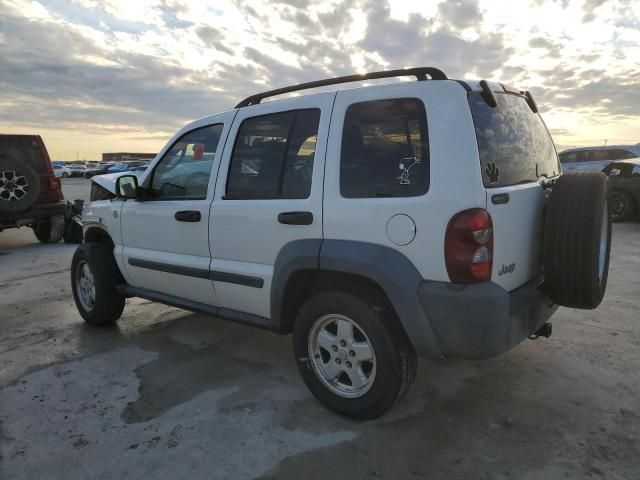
[0,0,639,160]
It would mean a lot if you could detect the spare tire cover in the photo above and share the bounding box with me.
[543,171,612,309]
[0,158,41,213]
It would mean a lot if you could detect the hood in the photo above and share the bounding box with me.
[90,171,145,194]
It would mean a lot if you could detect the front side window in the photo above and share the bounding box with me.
[340,98,429,198]
[150,124,223,200]
[226,109,320,199]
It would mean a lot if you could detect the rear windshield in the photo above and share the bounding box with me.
[468,92,559,187]
[0,137,45,173]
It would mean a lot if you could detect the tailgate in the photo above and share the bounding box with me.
[486,182,545,291]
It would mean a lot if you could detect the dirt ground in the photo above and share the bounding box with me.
[1,178,639,479]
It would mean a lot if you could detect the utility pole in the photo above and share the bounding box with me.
[604,139,607,147]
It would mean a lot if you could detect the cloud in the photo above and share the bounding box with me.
[582,0,606,22]
[528,36,562,58]
[0,0,638,158]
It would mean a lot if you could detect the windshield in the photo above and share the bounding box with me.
[468,92,559,187]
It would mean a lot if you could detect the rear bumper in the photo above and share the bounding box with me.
[418,275,558,359]
[0,201,66,226]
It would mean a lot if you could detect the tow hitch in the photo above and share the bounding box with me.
[529,322,552,340]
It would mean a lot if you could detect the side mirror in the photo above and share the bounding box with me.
[116,175,139,199]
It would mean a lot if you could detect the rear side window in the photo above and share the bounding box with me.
[469,92,559,187]
[0,137,45,172]
[340,98,429,198]
[226,109,320,199]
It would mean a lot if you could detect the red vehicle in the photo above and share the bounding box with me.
[0,134,66,243]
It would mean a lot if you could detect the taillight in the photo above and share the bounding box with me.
[48,176,61,191]
[445,208,493,283]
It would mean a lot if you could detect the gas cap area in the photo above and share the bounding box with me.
[386,214,416,246]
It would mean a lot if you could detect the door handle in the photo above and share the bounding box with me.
[278,211,313,225]
[174,210,201,222]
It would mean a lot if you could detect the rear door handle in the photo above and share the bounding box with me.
[278,211,313,225]
[175,210,201,222]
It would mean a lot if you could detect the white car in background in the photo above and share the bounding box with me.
[52,162,71,178]
[559,145,640,172]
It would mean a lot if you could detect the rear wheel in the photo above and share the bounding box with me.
[293,291,417,419]
[71,242,125,325]
[33,214,65,243]
[543,172,612,309]
[611,189,635,222]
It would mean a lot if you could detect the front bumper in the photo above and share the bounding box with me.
[0,201,66,226]
[418,275,558,359]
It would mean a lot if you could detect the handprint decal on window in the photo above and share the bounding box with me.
[485,162,500,184]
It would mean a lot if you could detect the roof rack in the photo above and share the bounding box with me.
[235,67,448,108]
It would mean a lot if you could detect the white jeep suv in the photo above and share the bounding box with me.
[72,68,612,419]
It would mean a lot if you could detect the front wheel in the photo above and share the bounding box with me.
[71,242,125,325]
[293,291,417,419]
[62,172,69,178]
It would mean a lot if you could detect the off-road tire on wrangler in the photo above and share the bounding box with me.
[543,171,612,309]
[0,159,41,213]
[71,242,125,325]
[33,214,65,243]
[611,189,635,222]
[293,291,417,419]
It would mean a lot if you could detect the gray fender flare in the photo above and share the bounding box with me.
[271,239,442,357]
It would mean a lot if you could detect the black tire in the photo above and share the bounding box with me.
[71,242,125,325]
[63,219,83,244]
[611,189,635,222]
[543,172,612,309]
[293,291,417,419]
[0,159,41,213]
[62,172,69,178]
[33,214,65,243]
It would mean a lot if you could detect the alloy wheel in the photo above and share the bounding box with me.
[308,314,377,398]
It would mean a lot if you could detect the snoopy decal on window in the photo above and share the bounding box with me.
[399,156,421,185]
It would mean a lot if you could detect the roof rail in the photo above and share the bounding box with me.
[235,67,448,108]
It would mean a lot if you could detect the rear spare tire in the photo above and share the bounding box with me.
[0,159,41,213]
[543,172,611,309]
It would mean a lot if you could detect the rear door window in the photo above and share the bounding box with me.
[468,93,559,187]
[226,109,320,199]
[0,137,45,172]
[340,98,429,198]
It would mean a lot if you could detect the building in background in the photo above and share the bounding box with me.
[102,152,157,162]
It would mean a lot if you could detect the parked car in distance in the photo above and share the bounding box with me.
[74,68,612,419]
[0,134,66,242]
[84,163,116,178]
[106,161,148,174]
[66,163,86,177]
[602,159,640,221]
[52,161,72,178]
[128,162,149,172]
[559,145,640,172]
